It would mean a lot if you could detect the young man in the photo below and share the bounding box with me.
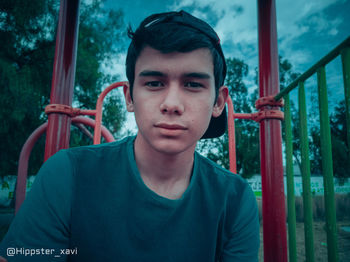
[0,10,259,261]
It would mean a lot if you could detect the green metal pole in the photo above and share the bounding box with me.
[341,47,350,158]
[285,95,297,262]
[275,37,350,101]
[317,66,339,262]
[298,81,315,262]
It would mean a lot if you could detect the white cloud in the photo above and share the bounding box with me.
[101,52,127,82]
[276,0,343,68]
[171,0,257,47]
[169,0,259,89]
[277,3,343,40]
[169,0,344,73]
[328,28,338,36]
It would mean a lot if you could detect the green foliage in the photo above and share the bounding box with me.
[330,100,350,180]
[280,58,349,179]
[198,56,301,178]
[279,57,300,89]
[0,0,57,176]
[73,0,127,141]
[279,57,303,171]
[288,98,349,179]
[197,53,349,180]
[0,0,127,177]
[197,58,260,178]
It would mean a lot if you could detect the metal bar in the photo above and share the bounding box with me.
[257,0,287,261]
[44,0,80,160]
[79,109,97,116]
[16,116,115,213]
[73,116,115,144]
[317,66,339,262]
[233,113,256,119]
[298,81,315,262]
[275,36,350,101]
[93,81,128,144]
[73,123,94,140]
[16,123,48,214]
[341,47,350,158]
[226,96,237,173]
[284,95,297,262]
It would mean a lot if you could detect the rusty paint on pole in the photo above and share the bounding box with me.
[44,0,80,160]
[257,0,288,261]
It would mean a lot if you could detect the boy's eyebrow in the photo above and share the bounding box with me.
[184,72,211,79]
[139,70,165,77]
[138,70,211,79]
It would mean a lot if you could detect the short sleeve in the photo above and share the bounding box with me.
[221,183,260,262]
[0,150,73,261]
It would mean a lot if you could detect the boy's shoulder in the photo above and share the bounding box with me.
[69,135,133,151]
[194,151,249,193]
[195,151,239,177]
[63,136,134,157]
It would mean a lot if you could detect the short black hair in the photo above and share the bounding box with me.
[125,11,226,101]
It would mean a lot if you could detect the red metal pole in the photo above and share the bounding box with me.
[93,81,128,144]
[16,123,48,214]
[226,96,237,174]
[257,0,288,261]
[16,117,115,213]
[44,0,80,161]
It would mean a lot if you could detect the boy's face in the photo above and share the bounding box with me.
[124,46,227,155]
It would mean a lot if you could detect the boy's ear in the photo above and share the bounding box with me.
[123,82,134,112]
[212,86,228,117]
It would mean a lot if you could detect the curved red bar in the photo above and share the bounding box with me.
[93,81,128,144]
[226,96,237,174]
[15,117,115,214]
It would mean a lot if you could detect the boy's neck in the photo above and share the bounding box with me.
[133,134,195,200]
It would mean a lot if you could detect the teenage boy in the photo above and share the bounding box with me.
[0,10,259,262]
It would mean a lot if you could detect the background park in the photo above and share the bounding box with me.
[0,0,349,261]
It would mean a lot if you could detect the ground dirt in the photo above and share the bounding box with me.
[259,221,350,262]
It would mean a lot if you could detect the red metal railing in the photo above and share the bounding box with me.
[15,81,127,213]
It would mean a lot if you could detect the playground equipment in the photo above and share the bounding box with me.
[276,36,350,262]
[13,0,350,261]
[15,82,126,214]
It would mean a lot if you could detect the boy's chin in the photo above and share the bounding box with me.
[149,137,198,156]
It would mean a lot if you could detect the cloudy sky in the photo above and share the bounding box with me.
[103,0,350,133]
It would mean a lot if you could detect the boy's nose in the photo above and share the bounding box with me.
[159,85,184,115]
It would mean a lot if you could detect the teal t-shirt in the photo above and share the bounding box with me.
[1,136,259,261]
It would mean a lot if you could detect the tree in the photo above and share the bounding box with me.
[197,53,349,181]
[279,57,324,175]
[197,58,260,178]
[278,57,304,173]
[279,57,349,180]
[197,56,300,178]
[330,100,350,180]
[0,0,127,177]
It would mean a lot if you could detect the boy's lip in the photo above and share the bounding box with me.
[154,123,187,130]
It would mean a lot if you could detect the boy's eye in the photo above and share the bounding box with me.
[184,82,204,89]
[145,81,163,88]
